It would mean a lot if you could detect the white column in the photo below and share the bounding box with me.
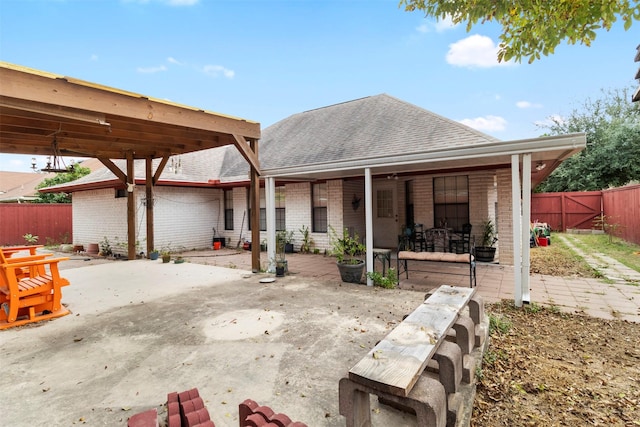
[265,176,276,273]
[511,154,523,307]
[365,168,374,286]
[521,153,532,303]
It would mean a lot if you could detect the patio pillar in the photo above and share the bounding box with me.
[145,157,154,257]
[265,176,276,273]
[511,154,523,307]
[125,151,136,260]
[250,139,260,273]
[521,153,532,303]
[365,168,373,286]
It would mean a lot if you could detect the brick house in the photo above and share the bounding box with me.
[44,94,586,302]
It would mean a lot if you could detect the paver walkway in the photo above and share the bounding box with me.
[177,247,640,323]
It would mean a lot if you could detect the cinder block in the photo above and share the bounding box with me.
[432,340,463,394]
[341,376,446,427]
[452,315,475,354]
[468,294,484,325]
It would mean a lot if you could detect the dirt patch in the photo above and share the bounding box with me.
[472,301,640,426]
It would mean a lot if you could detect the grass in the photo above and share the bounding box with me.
[562,233,640,274]
[530,235,599,277]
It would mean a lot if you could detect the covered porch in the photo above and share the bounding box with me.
[261,133,586,306]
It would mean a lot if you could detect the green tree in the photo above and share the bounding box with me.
[400,0,640,63]
[536,87,640,192]
[34,166,91,203]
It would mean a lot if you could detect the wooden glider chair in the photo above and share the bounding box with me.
[0,247,70,329]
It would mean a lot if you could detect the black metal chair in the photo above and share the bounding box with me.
[449,223,472,254]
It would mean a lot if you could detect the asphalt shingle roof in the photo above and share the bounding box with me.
[221,93,500,177]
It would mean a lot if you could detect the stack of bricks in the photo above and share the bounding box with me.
[128,389,307,427]
[239,399,308,427]
[167,388,214,427]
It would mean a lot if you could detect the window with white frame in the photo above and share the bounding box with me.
[224,189,233,230]
[312,182,327,232]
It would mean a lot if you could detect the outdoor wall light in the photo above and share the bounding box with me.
[352,194,361,211]
[535,162,546,171]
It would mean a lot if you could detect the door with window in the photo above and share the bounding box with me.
[373,181,398,248]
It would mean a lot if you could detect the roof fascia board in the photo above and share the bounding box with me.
[262,133,586,178]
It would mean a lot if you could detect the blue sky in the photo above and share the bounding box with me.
[0,0,637,172]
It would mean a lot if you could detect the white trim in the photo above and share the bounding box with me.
[511,154,523,307]
[365,168,373,287]
[521,153,532,303]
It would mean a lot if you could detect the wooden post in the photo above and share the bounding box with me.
[126,151,136,260]
[250,139,260,273]
[145,157,154,257]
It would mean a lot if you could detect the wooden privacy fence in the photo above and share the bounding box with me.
[532,185,640,246]
[602,184,640,246]
[0,204,72,246]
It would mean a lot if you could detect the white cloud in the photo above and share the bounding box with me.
[90,54,98,61]
[136,65,167,74]
[446,34,515,68]
[202,65,234,79]
[167,57,182,65]
[435,15,457,32]
[516,101,543,109]
[415,15,457,34]
[534,114,564,128]
[459,115,507,132]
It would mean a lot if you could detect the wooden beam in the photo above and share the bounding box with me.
[233,134,261,175]
[0,65,261,139]
[126,151,136,260]
[153,156,170,185]
[97,157,127,183]
[250,139,261,273]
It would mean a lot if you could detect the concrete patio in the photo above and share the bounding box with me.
[0,249,638,426]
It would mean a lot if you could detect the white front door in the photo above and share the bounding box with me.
[373,180,398,248]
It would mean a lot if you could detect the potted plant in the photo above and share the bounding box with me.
[277,230,295,253]
[298,225,314,254]
[149,249,160,260]
[160,243,172,263]
[330,226,366,284]
[475,219,498,262]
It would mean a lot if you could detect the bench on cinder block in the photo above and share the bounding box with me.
[339,285,488,427]
[397,240,477,288]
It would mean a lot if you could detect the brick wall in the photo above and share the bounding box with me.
[496,169,513,264]
[73,186,221,255]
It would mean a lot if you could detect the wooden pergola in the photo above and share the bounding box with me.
[0,62,263,270]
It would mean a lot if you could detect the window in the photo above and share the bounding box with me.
[312,182,327,232]
[115,189,126,198]
[248,187,286,231]
[405,180,415,227]
[376,189,393,218]
[433,176,469,231]
[248,188,266,231]
[224,190,233,230]
[275,186,286,231]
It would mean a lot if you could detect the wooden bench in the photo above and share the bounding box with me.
[397,243,476,288]
[339,285,486,427]
[0,256,70,329]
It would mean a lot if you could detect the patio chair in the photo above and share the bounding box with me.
[449,223,472,254]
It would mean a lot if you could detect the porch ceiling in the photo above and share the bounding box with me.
[261,133,586,187]
[0,62,261,167]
